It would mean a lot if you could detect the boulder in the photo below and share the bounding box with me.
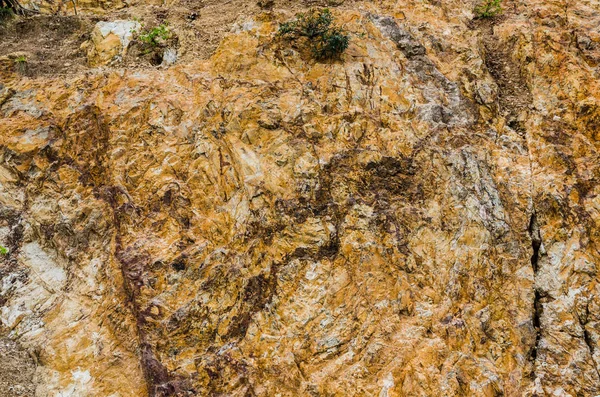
[85,20,140,66]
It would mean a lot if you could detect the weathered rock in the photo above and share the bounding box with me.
[20,0,126,14]
[161,48,177,67]
[1,1,600,396]
[86,20,140,66]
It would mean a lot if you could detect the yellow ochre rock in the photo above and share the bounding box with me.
[1,1,600,396]
[86,20,141,66]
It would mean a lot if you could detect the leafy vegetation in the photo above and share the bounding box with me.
[474,0,502,18]
[139,23,171,48]
[135,22,174,65]
[14,54,27,74]
[278,8,349,61]
[0,6,13,21]
[0,245,8,255]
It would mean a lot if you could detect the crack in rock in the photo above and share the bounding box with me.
[528,212,542,366]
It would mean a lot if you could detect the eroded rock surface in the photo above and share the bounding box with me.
[1,0,600,396]
[86,20,141,66]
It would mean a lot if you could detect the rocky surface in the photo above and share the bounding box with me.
[85,20,141,66]
[1,0,600,396]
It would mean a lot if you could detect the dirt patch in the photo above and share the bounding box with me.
[0,338,36,397]
[0,15,93,77]
[1,0,361,76]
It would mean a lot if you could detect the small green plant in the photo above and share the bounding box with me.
[475,0,502,18]
[278,8,350,61]
[312,28,350,60]
[14,54,27,74]
[279,8,333,39]
[139,23,171,47]
[0,245,8,255]
[0,6,13,21]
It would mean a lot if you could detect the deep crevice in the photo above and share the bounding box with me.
[583,325,597,362]
[530,290,542,362]
[529,212,541,272]
[528,212,543,364]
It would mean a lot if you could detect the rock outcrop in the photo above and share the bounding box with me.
[85,20,140,66]
[1,0,600,396]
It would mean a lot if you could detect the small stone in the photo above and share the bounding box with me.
[161,48,177,67]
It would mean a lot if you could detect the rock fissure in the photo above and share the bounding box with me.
[528,212,542,368]
[476,13,546,382]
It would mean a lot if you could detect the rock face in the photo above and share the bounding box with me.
[20,0,126,14]
[1,0,600,396]
[86,20,141,66]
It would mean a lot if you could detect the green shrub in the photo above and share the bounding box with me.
[279,8,333,39]
[278,8,349,61]
[14,54,27,74]
[475,0,502,18]
[313,28,349,60]
[0,245,8,255]
[139,23,171,47]
[0,6,13,22]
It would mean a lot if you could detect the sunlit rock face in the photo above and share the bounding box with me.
[86,20,141,66]
[19,0,126,14]
[1,1,600,396]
